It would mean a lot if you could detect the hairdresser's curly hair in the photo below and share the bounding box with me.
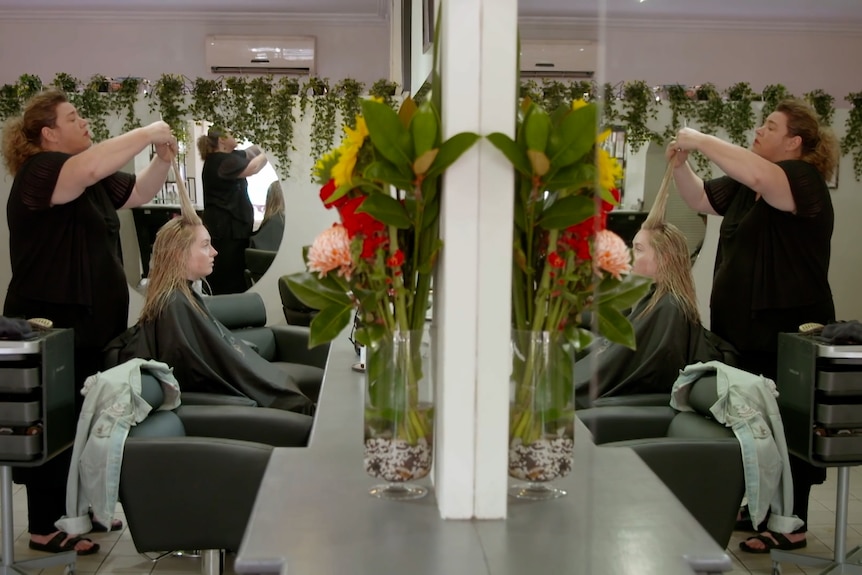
[1,90,67,175]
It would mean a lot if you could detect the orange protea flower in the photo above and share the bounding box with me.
[593,229,631,280]
[307,223,354,279]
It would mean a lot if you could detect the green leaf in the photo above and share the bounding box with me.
[487,132,531,175]
[426,132,480,179]
[308,303,354,348]
[524,106,551,152]
[363,160,414,190]
[538,195,595,230]
[410,102,439,158]
[596,274,653,310]
[544,162,593,191]
[596,305,637,349]
[361,99,413,168]
[547,105,597,168]
[355,193,412,229]
[286,273,352,310]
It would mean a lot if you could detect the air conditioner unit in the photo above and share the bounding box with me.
[205,35,316,75]
[520,40,596,79]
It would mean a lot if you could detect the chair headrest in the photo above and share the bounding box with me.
[278,276,318,312]
[204,292,267,329]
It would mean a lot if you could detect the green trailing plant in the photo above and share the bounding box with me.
[841,91,862,181]
[248,76,276,153]
[569,80,595,102]
[149,74,189,142]
[222,76,252,141]
[761,84,794,123]
[112,77,143,133]
[78,75,111,142]
[368,78,398,109]
[334,78,365,130]
[662,84,696,142]
[541,79,570,112]
[189,77,225,128]
[723,82,756,147]
[0,84,20,120]
[601,83,619,125]
[620,80,658,152]
[805,89,835,127]
[519,79,542,104]
[299,76,328,119]
[269,77,300,176]
[693,83,724,176]
[306,77,338,163]
[16,74,43,104]
[51,72,79,95]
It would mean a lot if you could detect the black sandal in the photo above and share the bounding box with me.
[29,532,100,556]
[739,531,807,554]
[88,510,123,532]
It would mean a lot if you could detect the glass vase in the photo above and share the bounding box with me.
[508,329,576,500]
[363,328,434,500]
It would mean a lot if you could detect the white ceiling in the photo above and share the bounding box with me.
[0,0,861,24]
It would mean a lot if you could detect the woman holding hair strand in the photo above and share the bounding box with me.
[667,98,838,553]
[2,89,177,555]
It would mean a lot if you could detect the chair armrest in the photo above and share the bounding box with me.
[271,325,330,369]
[181,391,258,407]
[577,406,677,444]
[120,437,272,552]
[174,405,312,447]
[590,393,671,408]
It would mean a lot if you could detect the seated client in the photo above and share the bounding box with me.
[110,216,315,414]
[574,222,732,407]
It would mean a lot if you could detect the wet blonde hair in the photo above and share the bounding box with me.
[140,218,207,323]
[2,90,67,175]
[637,223,700,324]
[777,99,839,182]
[262,180,285,222]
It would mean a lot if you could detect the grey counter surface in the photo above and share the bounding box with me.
[235,336,732,575]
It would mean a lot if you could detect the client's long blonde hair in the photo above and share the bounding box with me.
[637,222,700,324]
[139,217,207,323]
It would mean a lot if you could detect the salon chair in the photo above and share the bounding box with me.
[277,275,319,327]
[119,373,312,575]
[243,248,277,288]
[577,374,745,547]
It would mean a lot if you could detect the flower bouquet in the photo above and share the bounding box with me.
[286,96,478,498]
[489,98,652,499]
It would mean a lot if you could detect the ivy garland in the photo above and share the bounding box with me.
[723,82,756,147]
[620,80,658,153]
[841,92,862,181]
[1,74,860,182]
[805,89,835,127]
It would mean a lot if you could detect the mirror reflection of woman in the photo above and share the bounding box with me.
[249,179,285,252]
[196,128,268,294]
[1,89,177,556]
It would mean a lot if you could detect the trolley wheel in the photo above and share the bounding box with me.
[771,560,781,575]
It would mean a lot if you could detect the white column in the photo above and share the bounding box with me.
[434,0,517,519]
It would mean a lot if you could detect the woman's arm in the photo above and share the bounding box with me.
[51,121,173,206]
[122,141,178,208]
[237,152,268,178]
[665,143,716,215]
[674,127,796,212]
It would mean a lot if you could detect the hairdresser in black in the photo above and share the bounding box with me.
[197,128,268,294]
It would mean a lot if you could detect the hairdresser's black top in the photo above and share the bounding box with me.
[704,159,834,359]
[4,151,134,349]
[201,150,253,240]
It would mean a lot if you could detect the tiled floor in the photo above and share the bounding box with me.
[4,467,862,574]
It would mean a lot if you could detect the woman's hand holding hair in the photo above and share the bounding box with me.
[154,137,178,163]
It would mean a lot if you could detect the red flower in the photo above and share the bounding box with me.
[548,252,565,269]
[338,196,385,239]
[319,179,349,210]
[386,250,405,268]
[600,188,621,213]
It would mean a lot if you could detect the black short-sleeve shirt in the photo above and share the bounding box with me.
[5,152,135,343]
[201,150,254,240]
[704,159,835,356]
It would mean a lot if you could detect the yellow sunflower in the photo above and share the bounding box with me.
[596,148,623,191]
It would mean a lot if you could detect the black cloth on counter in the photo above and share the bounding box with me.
[0,317,33,340]
[818,321,862,345]
[574,289,733,408]
[106,289,314,415]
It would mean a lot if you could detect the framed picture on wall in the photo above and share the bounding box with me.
[422,0,434,53]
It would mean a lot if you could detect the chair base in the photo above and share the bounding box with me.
[771,467,862,575]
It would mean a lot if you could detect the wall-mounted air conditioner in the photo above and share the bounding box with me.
[205,35,316,75]
[520,40,596,79]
